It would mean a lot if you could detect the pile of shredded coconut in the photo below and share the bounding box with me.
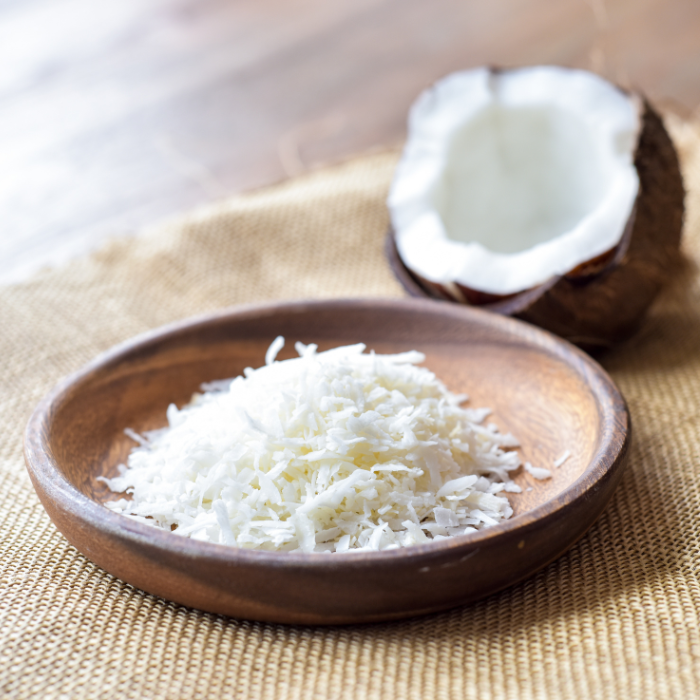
[100,338,524,553]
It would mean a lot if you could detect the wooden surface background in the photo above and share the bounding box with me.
[2,0,699,283]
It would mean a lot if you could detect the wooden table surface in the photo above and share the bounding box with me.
[2,0,699,283]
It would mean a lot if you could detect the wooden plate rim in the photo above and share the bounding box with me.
[24,298,630,571]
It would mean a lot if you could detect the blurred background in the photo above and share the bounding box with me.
[2,0,699,283]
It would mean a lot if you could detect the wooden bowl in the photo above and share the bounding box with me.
[24,299,629,625]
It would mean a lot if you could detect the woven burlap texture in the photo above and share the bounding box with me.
[2,117,700,700]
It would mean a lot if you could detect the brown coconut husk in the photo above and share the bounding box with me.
[386,102,685,351]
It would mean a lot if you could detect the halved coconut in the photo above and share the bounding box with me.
[388,66,684,348]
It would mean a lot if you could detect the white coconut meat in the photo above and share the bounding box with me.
[99,339,523,553]
[389,66,642,295]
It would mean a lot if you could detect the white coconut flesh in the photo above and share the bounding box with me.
[389,66,642,296]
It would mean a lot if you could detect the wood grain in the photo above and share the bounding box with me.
[2,0,700,283]
[23,299,630,624]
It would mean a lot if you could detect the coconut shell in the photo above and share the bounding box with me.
[387,101,685,350]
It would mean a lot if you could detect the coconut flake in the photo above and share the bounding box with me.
[101,339,523,552]
[265,335,285,365]
[524,462,552,480]
[553,450,571,468]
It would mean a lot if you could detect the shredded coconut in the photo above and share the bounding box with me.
[524,462,552,480]
[553,450,571,468]
[99,338,523,553]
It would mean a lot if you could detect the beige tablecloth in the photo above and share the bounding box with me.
[2,116,700,699]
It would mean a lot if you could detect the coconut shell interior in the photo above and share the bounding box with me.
[387,101,685,350]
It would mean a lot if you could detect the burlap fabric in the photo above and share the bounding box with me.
[2,116,700,700]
